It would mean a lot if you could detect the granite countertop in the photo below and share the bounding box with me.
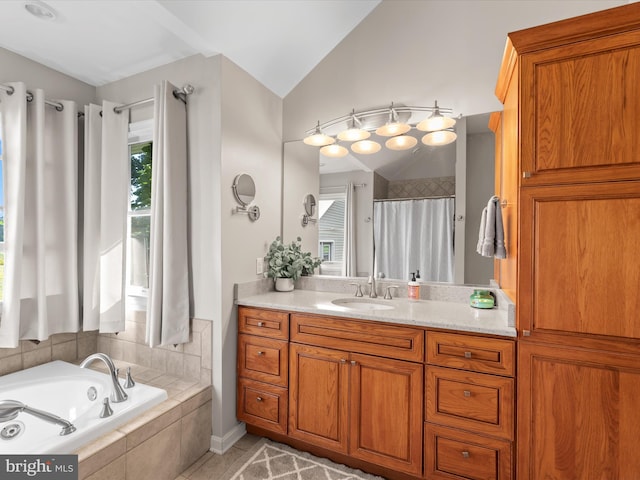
[236,289,516,338]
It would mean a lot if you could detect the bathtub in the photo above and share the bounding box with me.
[0,360,167,454]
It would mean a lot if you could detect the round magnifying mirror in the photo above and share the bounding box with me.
[303,194,316,217]
[232,174,256,207]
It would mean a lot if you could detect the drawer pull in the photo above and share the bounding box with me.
[461,451,470,459]
[257,351,265,356]
[256,396,263,402]
[463,390,471,397]
[340,359,347,363]
[350,360,358,366]
[257,322,264,327]
[464,351,472,359]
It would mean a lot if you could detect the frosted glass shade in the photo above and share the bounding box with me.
[375,122,411,137]
[303,132,335,147]
[320,144,349,158]
[416,114,456,132]
[351,140,381,154]
[421,129,457,146]
[385,135,418,150]
[337,128,370,142]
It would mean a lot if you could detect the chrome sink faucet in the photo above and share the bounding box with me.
[368,276,377,298]
[79,353,128,403]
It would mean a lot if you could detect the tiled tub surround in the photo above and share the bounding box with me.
[77,359,212,480]
[97,312,212,386]
[236,277,515,334]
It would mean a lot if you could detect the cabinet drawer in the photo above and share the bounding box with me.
[426,366,514,440]
[291,313,424,362]
[238,334,288,387]
[425,423,512,480]
[238,306,289,340]
[237,378,287,434]
[427,331,515,377]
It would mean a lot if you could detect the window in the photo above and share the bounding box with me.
[318,194,345,276]
[127,120,153,304]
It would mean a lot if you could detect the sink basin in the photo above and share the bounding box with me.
[331,298,395,311]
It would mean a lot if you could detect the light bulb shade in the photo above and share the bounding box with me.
[375,122,411,137]
[421,129,457,146]
[351,140,381,155]
[303,132,335,147]
[385,135,418,151]
[320,144,349,158]
[416,114,456,132]
[337,128,370,142]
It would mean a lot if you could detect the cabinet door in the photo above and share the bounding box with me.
[288,343,349,453]
[519,182,640,341]
[518,342,640,480]
[520,31,640,186]
[349,353,423,477]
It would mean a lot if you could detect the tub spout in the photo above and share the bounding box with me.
[0,400,76,436]
[79,353,128,403]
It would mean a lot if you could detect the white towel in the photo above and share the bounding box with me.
[479,196,507,259]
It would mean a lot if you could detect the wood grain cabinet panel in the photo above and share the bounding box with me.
[237,378,287,435]
[238,334,288,387]
[238,306,289,340]
[425,424,512,480]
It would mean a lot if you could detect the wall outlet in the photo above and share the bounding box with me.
[256,257,264,275]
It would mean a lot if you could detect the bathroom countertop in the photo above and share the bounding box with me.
[236,290,517,338]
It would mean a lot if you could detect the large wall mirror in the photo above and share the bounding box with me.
[282,112,496,286]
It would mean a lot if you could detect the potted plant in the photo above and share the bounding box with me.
[265,236,322,291]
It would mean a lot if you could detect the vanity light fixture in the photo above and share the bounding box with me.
[304,101,457,154]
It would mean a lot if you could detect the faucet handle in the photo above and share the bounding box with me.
[349,283,364,297]
[100,397,113,418]
[124,367,136,389]
[384,285,400,300]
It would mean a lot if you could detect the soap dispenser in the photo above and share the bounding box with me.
[408,272,420,300]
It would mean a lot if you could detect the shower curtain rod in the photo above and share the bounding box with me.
[320,183,366,191]
[0,83,64,111]
[374,194,455,202]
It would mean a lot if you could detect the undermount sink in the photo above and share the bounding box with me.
[331,298,395,311]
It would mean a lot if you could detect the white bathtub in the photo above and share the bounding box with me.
[0,360,167,454]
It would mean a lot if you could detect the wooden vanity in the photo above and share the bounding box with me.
[237,305,516,480]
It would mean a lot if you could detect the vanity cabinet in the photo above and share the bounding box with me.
[236,307,289,434]
[424,331,515,480]
[289,313,424,477]
[494,4,640,479]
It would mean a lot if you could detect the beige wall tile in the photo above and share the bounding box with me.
[126,421,181,480]
[166,351,184,377]
[52,333,77,344]
[77,431,126,479]
[22,346,52,369]
[183,331,201,356]
[0,354,23,375]
[78,335,99,359]
[21,338,51,352]
[200,368,212,386]
[135,344,152,369]
[0,344,22,359]
[180,400,212,472]
[52,340,78,362]
[122,341,136,364]
[84,455,125,480]
[118,400,181,450]
[184,354,201,381]
[178,386,212,415]
[109,338,124,360]
[191,319,209,333]
[201,323,211,369]
[151,348,167,372]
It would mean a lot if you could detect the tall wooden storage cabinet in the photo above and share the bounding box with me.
[495,4,640,479]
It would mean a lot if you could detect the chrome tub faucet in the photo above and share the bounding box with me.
[79,353,128,403]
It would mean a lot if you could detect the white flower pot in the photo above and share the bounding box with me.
[275,278,294,292]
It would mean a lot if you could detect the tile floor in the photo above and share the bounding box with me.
[175,434,263,480]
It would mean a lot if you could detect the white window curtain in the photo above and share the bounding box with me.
[343,182,356,277]
[145,80,189,348]
[374,198,454,283]
[82,102,129,332]
[0,82,79,347]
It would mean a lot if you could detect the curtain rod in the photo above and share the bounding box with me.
[320,183,367,191]
[374,195,455,202]
[113,84,194,114]
[0,83,64,111]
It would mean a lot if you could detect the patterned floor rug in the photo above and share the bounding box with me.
[221,438,386,480]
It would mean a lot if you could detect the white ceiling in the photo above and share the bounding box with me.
[0,0,380,98]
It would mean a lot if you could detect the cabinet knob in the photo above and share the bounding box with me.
[257,351,264,356]
[340,359,347,363]
[522,171,532,179]
[350,360,357,366]
[461,451,470,459]
[463,390,471,398]
[256,396,263,402]
[257,321,264,327]
[464,351,472,359]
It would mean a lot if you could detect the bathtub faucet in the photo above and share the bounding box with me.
[79,353,128,403]
[0,400,76,436]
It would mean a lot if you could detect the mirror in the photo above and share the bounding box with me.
[304,194,316,216]
[282,113,496,286]
[232,173,256,207]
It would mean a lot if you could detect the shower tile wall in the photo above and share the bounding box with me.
[383,176,456,199]
[0,331,99,376]
[97,312,212,385]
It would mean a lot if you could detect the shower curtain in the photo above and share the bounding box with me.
[145,80,189,348]
[374,197,454,283]
[83,102,129,332]
[0,82,79,347]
